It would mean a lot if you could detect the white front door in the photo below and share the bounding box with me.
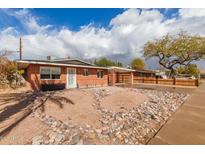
[67,68,77,88]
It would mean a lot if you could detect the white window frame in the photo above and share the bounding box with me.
[83,68,89,76]
[97,70,104,79]
[40,67,61,80]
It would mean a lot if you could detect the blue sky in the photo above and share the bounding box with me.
[0,9,179,31]
[0,8,205,69]
[32,9,125,30]
[32,8,179,30]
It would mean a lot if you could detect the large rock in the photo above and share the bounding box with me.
[55,133,65,144]
[69,134,81,145]
[32,136,44,145]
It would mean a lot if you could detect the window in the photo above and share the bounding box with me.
[97,70,104,78]
[40,67,61,80]
[83,69,89,76]
[40,67,50,79]
[51,67,61,79]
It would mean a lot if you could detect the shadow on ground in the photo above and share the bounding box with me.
[0,90,74,138]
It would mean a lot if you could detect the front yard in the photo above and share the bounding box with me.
[0,86,189,145]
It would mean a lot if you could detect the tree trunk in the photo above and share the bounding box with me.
[169,68,175,78]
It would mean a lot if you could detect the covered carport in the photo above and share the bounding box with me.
[108,66,135,86]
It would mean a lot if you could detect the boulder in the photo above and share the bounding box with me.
[32,136,44,145]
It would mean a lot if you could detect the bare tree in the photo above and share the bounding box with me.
[144,32,205,76]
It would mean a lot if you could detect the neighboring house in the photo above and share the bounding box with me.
[16,58,109,91]
[199,70,205,79]
[155,70,168,79]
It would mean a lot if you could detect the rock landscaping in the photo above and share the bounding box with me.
[31,87,189,145]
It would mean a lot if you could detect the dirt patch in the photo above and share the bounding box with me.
[0,87,47,145]
[0,86,32,112]
[0,86,32,94]
[43,89,101,127]
[96,87,149,112]
[0,115,49,145]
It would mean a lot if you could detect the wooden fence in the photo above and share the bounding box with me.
[118,73,131,84]
[109,71,199,87]
[133,77,199,87]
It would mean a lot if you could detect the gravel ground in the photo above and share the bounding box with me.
[42,87,147,128]
[30,87,189,145]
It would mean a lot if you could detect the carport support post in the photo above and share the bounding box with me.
[110,69,116,86]
[173,77,176,85]
[130,72,133,86]
[196,79,199,86]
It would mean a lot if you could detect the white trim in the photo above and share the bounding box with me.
[66,68,77,89]
[16,60,108,69]
[97,70,104,79]
[83,68,89,77]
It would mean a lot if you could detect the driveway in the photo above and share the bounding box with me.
[148,81,205,145]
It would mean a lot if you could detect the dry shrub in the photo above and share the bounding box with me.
[0,51,25,88]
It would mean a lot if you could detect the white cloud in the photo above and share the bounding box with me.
[110,9,164,26]
[26,17,52,33]
[1,27,19,35]
[0,8,205,69]
[4,8,52,34]
[179,8,205,18]
[0,35,19,52]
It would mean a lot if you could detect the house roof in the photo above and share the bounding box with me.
[50,58,94,66]
[16,58,154,73]
[16,59,108,69]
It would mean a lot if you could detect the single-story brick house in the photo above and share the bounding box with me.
[17,58,110,91]
[16,58,145,91]
[199,70,205,79]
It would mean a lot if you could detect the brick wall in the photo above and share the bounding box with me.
[26,64,108,90]
[76,68,108,88]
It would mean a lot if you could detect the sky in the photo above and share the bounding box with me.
[0,8,205,69]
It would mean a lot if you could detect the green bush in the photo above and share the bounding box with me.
[4,61,17,84]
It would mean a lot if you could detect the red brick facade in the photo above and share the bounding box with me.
[76,67,108,88]
[26,64,108,91]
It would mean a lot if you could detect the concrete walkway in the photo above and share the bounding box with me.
[148,81,205,145]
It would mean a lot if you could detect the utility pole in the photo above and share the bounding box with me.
[19,37,22,60]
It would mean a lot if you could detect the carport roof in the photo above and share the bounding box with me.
[108,66,135,72]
